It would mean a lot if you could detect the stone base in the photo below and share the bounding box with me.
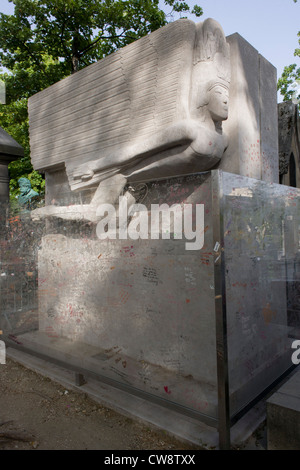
[12,329,218,421]
[34,171,300,422]
[267,368,300,450]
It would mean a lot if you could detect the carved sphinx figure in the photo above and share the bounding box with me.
[30,18,230,222]
[72,18,230,185]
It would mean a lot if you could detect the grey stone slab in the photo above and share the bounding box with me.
[221,34,278,183]
[268,392,300,412]
[267,369,300,449]
[270,368,300,399]
[221,34,260,178]
[29,19,280,229]
[278,102,300,187]
[259,55,279,183]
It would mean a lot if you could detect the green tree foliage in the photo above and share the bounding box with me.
[277,63,300,102]
[0,0,203,200]
[277,0,300,102]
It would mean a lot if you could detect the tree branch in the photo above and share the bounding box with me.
[78,31,137,57]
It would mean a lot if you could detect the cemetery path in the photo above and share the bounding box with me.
[0,357,199,451]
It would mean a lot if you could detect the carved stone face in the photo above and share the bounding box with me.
[207,84,229,122]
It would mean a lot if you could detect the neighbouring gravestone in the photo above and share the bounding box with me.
[278,102,300,187]
[18,18,298,432]
[0,126,23,205]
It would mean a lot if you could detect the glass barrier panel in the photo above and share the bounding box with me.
[0,173,219,424]
[221,172,299,417]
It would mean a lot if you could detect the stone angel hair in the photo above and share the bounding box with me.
[31,18,231,222]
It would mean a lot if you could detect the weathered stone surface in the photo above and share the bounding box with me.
[29,18,231,194]
[220,34,278,183]
[37,173,218,416]
[29,18,281,225]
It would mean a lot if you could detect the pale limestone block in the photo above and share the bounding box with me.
[259,55,279,183]
[28,18,231,197]
[221,34,279,182]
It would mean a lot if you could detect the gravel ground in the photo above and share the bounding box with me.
[0,357,201,451]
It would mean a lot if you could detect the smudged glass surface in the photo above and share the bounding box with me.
[1,170,299,426]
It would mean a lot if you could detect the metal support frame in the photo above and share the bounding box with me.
[75,372,86,386]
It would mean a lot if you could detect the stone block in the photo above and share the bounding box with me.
[34,171,299,419]
[267,370,300,450]
[221,34,279,183]
[0,126,24,203]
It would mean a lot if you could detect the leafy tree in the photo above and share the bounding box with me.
[277,0,300,102]
[0,0,203,201]
[277,64,300,102]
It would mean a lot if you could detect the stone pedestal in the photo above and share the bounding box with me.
[33,171,297,419]
[0,163,10,203]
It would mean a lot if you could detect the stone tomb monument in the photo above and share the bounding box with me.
[28,17,278,217]
[21,18,297,437]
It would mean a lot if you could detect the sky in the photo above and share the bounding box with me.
[161,0,300,101]
[0,0,299,101]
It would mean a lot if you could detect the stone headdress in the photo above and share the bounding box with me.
[192,18,231,109]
